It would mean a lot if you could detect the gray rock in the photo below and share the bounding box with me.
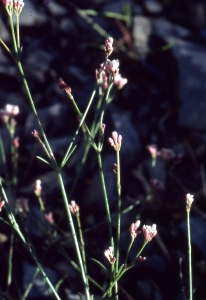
[153,18,190,39]
[24,103,70,138]
[17,2,46,26]
[0,16,10,41]
[82,154,117,210]
[179,216,206,258]
[133,16,152,56]
[23,260,57,299]
[110,109,141,163]
[145,0,163,14]
[170,38,206,130]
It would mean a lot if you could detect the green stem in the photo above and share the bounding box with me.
[16,61,58,170]
[96,152,114,250]
[0,39,16,60]
[76,213,88,286]
[16,15,20,51]
[8,13,18,55]
[7,229,14,289]
[187,209,193,300]
[11,143,17,195]
[57,172,90,300]
[127,240,148,269]
[102,267,126,298]
[0,180,62,300]
[115,150,121,273]
[37,195,45,212]
[124,238,134,266]
[62,55,109,163]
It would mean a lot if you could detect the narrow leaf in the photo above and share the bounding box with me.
[60,145,77,169]
[36,156,51,166]
[90,258,108,271]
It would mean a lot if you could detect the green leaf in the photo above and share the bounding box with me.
[55,275,67,292]
[90,258,108,272]
[60,145,77,169]
[36,156,51,166]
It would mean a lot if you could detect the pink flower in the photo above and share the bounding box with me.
[104,246,116,264]
[137,256,146,263]
[0,200,5,212]
[13,0,24,15]
[12,137,20,149]
[104,59,119,77]
[69,200,80,216]
[0,104,19,123]
[104,37,113,56]
[34,179,42,197]
[186,193,194,211]
[129,220,141,238]
[142,224,157,242]
[101,123,106,135]
[108,131,122,151]
[114,74,128,89]
[146,144,158,159]
[1,0,12,7]
[13,0,24,9]
[45,212,55,225]
[58,78,72,95]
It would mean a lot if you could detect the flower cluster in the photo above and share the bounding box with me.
[146,144,177,161]
[104,37,113,56]
[129,220,141,239]
[0,200,5,212]
[1,0,24,15]
[104,246,116,264]
[186,193,194,211]
[0,104,19,124]
[142,224,157,242]
[34,179,42,197]
[45,212,55,225]
[1,0,12,7]
[108,131,122,151]
[69,201,80,217]
[58,78,72,96]
[96,39,127,90]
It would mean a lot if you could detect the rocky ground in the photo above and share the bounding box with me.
[1,0,206,299]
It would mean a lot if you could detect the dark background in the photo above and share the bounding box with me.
[1,0,206,299]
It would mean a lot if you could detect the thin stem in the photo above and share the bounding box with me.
[62,55,109,163]
[124,238,134,266]
[115,150,121,273]
[16,61,58,170]
[8,14,18,55]
[16,15,20,51]
[0,181,62,300]
[10,143,17,195]
[187,209,193,300]
[97,152,114,250]
[59,244,104,292]
[57,172,90,300]
[37,195,45,212]
[76,213,88,286]
[128,240,148,269]
[0,39,16,60]
[102,267,126,298]
[7,229,14,289]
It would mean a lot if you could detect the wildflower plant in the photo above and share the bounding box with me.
[0,1,194,300]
